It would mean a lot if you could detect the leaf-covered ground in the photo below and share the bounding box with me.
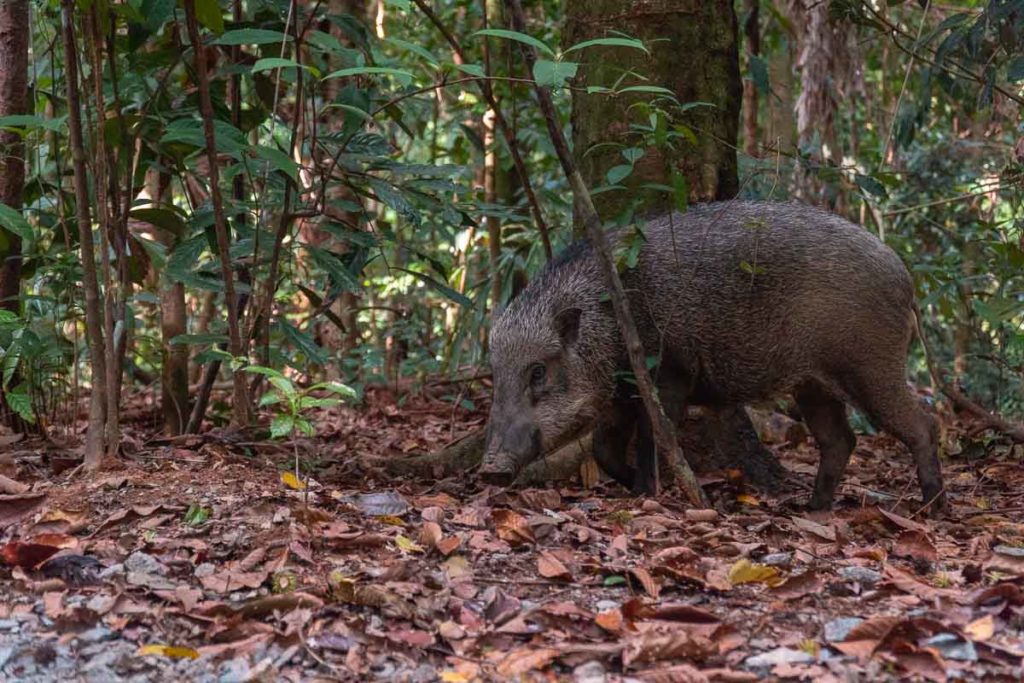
[1,389,1023,682]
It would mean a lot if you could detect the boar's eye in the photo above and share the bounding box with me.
[528,363,546,386]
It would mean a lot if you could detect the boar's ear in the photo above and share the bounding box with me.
[553,307,582,347]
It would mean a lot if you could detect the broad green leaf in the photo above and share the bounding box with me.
[472,28,554,57]
[532,59,578,88]
[616,85,677,96]
[162,118,247,156]
[169,333,228,345]
[269,376,297,397]
[398,268,472,307]
[564,37,647,55]
[299,396,342,409]
[193,0,224,34]
[129,207,187,239]
[259,392,283,407]
[245,365,286,380]
[252,58,311,74]
[6,388,33,424]
[0,203,33,242]
[309,381,357,399]
[855,173,887,198]
[386,37,439,66]
[606,164,633,185]
[305,245,361,292]
[212,29,291,46]
[454,63,485,78]
[252,145,300,181]
[0,115,65,132]
[270,414,295,439]
[323,66,415,82]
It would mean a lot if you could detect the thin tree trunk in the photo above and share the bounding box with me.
[183,0,250,427]
[61,0,109,468]
[506,0,706,507]
[483,0,501,312]
[742,0,760,157]
[0,0,29,431]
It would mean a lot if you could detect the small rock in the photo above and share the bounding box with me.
[124,552,167,576]
[595,600,619,612]
[218,657,251,683]
[0,645,16,669]
[761,552,793,567]
[838,566,882,586]
[0,620,18,631]
[194,562,216,578]
[574,660,607,683]
[824,617,863,642]
[98,563,124,580]
[925,633,977,662]
[745,647,815,668]
[75,626,114,644]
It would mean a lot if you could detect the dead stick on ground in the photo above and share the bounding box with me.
[503,0,707,507]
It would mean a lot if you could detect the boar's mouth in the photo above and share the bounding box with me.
[478,419,593,487]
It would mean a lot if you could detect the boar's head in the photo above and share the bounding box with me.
[480,271,616,485]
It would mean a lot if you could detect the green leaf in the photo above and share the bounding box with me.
[855,173,887,198]
[193,0,224,34]
[615,85,677,96]
[398,268,473,307]
[269,376,297,397]
[603,575,627,587]
[0,203,33,242]
[299,396,342,409]
[252,145,300,181]
[184,504,210,526]
[212,29,291,46]
[606,164,633,185]
[259,392,283,407]
[386,37,439,66]
[270,414,295,439]
[6,388,33,424]
[1008,56,1024,82]
[169,333,228,346]
[472,28,554,57]
[309,381,357,400]
[323,66,415,82]
[564,37,647,55]
[748,54,769,96]
[0,115,66,132]
[305,245,361,292]
[454,63,486,78]
[252,58,310,74]
[162,118,247,156]
[532,59,578,88]
[246,365,287,380]
[129,207,187,239]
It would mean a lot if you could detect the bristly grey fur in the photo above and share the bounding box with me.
[484,200,944,510]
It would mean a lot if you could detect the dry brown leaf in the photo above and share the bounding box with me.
[877,508,928,534]
[537,550,571,580]
[492,509,534,546]
[791,516,837,543]
[199,570,269,593]
[623,630,716,666]
[0,492,47,530]
[630,567,660,598]
[833,615,901,662]
[965,614,995,641]
[436,536,461,556]
[883,565,964,603]
[495,647,560,677]
[769,570,823,600]
[893,531,937,563]
[420,521,443,549]
[595,608,623,633]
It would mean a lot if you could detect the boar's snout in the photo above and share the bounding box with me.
[479,417,541,486]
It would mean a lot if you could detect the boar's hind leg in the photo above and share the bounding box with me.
[796,381,856,510]
[592,396,648,493]
[849,371,946,513]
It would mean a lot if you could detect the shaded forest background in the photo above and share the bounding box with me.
[0,0,1021,467]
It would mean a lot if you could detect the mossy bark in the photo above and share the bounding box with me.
[565,0,742,228]
[565,0,782,487]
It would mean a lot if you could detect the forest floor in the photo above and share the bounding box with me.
[1,387,1024,682]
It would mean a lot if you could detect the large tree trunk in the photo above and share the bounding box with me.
[564,0,783,487]
[0,0,29,431]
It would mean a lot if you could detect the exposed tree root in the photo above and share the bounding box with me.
[385,407,787,492]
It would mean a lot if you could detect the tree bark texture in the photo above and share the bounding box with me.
[564,0,781,485]
[62,0,110,467]
[565,0,742,222]
[742,0,760,157]
[0,0,27,314]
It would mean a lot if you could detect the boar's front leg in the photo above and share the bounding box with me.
[591,391,644,492]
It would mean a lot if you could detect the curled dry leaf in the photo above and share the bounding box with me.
[769,570,823,600]
[790,516,838,543]
[495,647,560,677]
[492,509,535,545]
[138,644,200,660]
[629,567,660,598]
[199,570,269,593]
[622,630,716,666]
[964,614,995,641]
[595,607,623,633]
[0,492,47,530]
